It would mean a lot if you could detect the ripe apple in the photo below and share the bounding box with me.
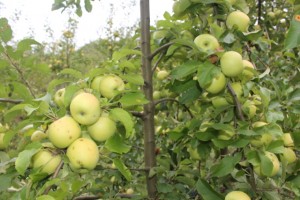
[70,92,101,125]
[226,10,250,32]
[66,138,99,171]
[126,188,134,195]
[220,51,244,77]
[173,0,191,17]
[250,121,273,147]
[201,71,226,94]
[53,88,65,107]
[99,75,125,99]
[157,70,169,80]
[282,147,297,164]
[47,116,81,148]
[242,60,255,81]
[153,91,161,100]
[211,96,230,108]
[0,133,7,150]
[87,116,116,142]
[265,151,280,176]
[282,133,294,147]
[225,191,251,200]
[31,149,62,174]
[218,129,236,140]
[194,34,220,53]
[226,0,237,5]
[31,130,47,142]
[91,76,103,92]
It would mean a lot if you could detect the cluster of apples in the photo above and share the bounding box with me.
[30,74,125,174]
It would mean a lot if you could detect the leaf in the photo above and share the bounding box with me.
[112,49,141,61]
[17,38,40,55]
[11,81,33,101]
[105,133,131,154]
[171,60,200,80]
[195,179,223,200]
[0,18,12,42]
[210,152,242,177]
[109,108,134,138]
[119,92,149,107]
[113,158,132,181]
[284,11,300,49]
[197,62,220,88]
[15,142,42,175]
[259,152,274,177]
[266,140,285,154]
[120,73,144,85]
[84,0,92,12]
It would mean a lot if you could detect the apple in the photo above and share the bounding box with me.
[53,88,65,107]
[242,100,257,119]
[66,138,99,171]
[47,116,81,148]
[201,71,226,94]
[91,76,103,92]
[153,91,161,100]
[99,75,125,99]
[194,34,220,53]
[31,130,47,142]
[226,10,250,32]
[250,121,273,147]
[31,149,62,174]
[282,147,297,164]
[265,151,280,176]
[173,0,191,17]
[87,116,116,142]
[226,0,237,5]
[153,30,168,41]
[225,191,251,200]
[0,133,7,150]
[220,51,244,77]
[218,129,235,140]
[157,70,169,80]
[126,188,134,195]
[211,96,230,108]
[242,60,255,81]
[282,133,294,147]
[70,92,101,125]
[267,11,276,19]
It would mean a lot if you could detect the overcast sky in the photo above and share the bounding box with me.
[0,0,173,48]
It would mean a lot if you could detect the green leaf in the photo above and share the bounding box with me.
[109,108,134,138]
[210,152,242,177]
[284,11,300,49]
[195,179,223,200]
[84,0,92,12]
[121,73,144,85]
[112,49,141,61]
[11,81,33,101]
[157,183,173,193]
[0,18,12,42]
[197,62,220,88]
[105,133,131,154]
[0,59,9,70]
[171,60,200,80]
[113,158,132,181]
[266,140,285,154]
[119,92,149,107]
[17,38,40,55]
[15,142,42,175]
[259,152,274,177]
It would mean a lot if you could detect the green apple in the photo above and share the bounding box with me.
[242,60,255,81]
[225,191,251,200]
[226,10,250,32]
[194,34,220,53]
[242,100,257,119]
[267,11,275,19]
[173,0,191,16]
[54,88,65,107]
[99,75,125,99]
[91,76,103,91]
[282,147,297,164]
[211,96,230,108]
[87,116,116,142]
[157,70,169,80]
[66,138,99,171]
[153,30,168,41]
[0,133,7,150]
[153,91,161,100]
[126,188,134,195]
[31,130,47,142]
[226,0,237,5]
[70,92,101,125]
[218,129,236,140]
[32,149,62,174]
[282,133,294,147]
[220,51,244,77]
[265,151,280,176]
[250,121,273,147]
[201,71,226,94]
[48,116,81,148]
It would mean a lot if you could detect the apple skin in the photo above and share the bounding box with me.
[282,133,294,147]
[194,34,220,53]
[211,96,230,108]
[265,151,280,176]
[31,130,47,142]
[91,76,103,92]
[66,138,99,171]
[0,133,7,150]
[202,72,226,94]
[226,11,250,32]
[250,121,274,147]
[87,116,117,142]
[70,92,101,125]
[47,116,81,148]
[126,188,134,195]
[242,60,255,81]
[282,147,297,164]
[218,129,235,140]
[99,75,125,99]
[220,51,244,77]
[32,149,62,174]
[225,191,251,200]
[53,88,65,107]
[173,0,191,16]
[157,70,169,80]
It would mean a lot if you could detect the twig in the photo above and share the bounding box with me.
[149,42,174,60]
[151,52,165,74]
[226,83,245,121]
[130,111,144,119]
[257,0,262,25]
[154,98,194,119]
[43,160,64,194]
[0,98,23,104]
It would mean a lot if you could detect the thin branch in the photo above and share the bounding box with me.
[154,98,194,119]
[74,193,135,200]
[151,52,165,74]
[149,42,174,60]
[130,111,145,119]
[0,98,23,104]
[43,160,64,195]
[226,83,245,121]
[257,0,262,25]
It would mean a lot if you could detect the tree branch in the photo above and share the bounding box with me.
[149,42,174,60]
[0,98,23,104]
[226,83,245,121]
[43,160,64,195]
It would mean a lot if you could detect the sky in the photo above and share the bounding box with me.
[0,0,173,48]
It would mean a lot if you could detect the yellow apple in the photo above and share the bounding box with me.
[242,100,257,119]
[282,147,297,164]
[242,60,255,81]
[265,151,280,176]
[218,129,236,140]
[211,96,230,108]
[153,91,161,100]
[157,70,169,80]
[32,149,62,174]
[221,51,244,77]
[202,72,226,94]
[31,130,47,142]
[91,76,103,92]
[187,146,201,160]
[53,88,65,107]
[226,11,250,32]
[225,191,251,200]
[194,34,220,53]
[47,116,81,148]
[99,75,125,99]
[87,116,116,142]
[282,133,294,147]
[250,121,273,147]
[66,138,99,171]
[70,92,101,125]
[126,188,134,195]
